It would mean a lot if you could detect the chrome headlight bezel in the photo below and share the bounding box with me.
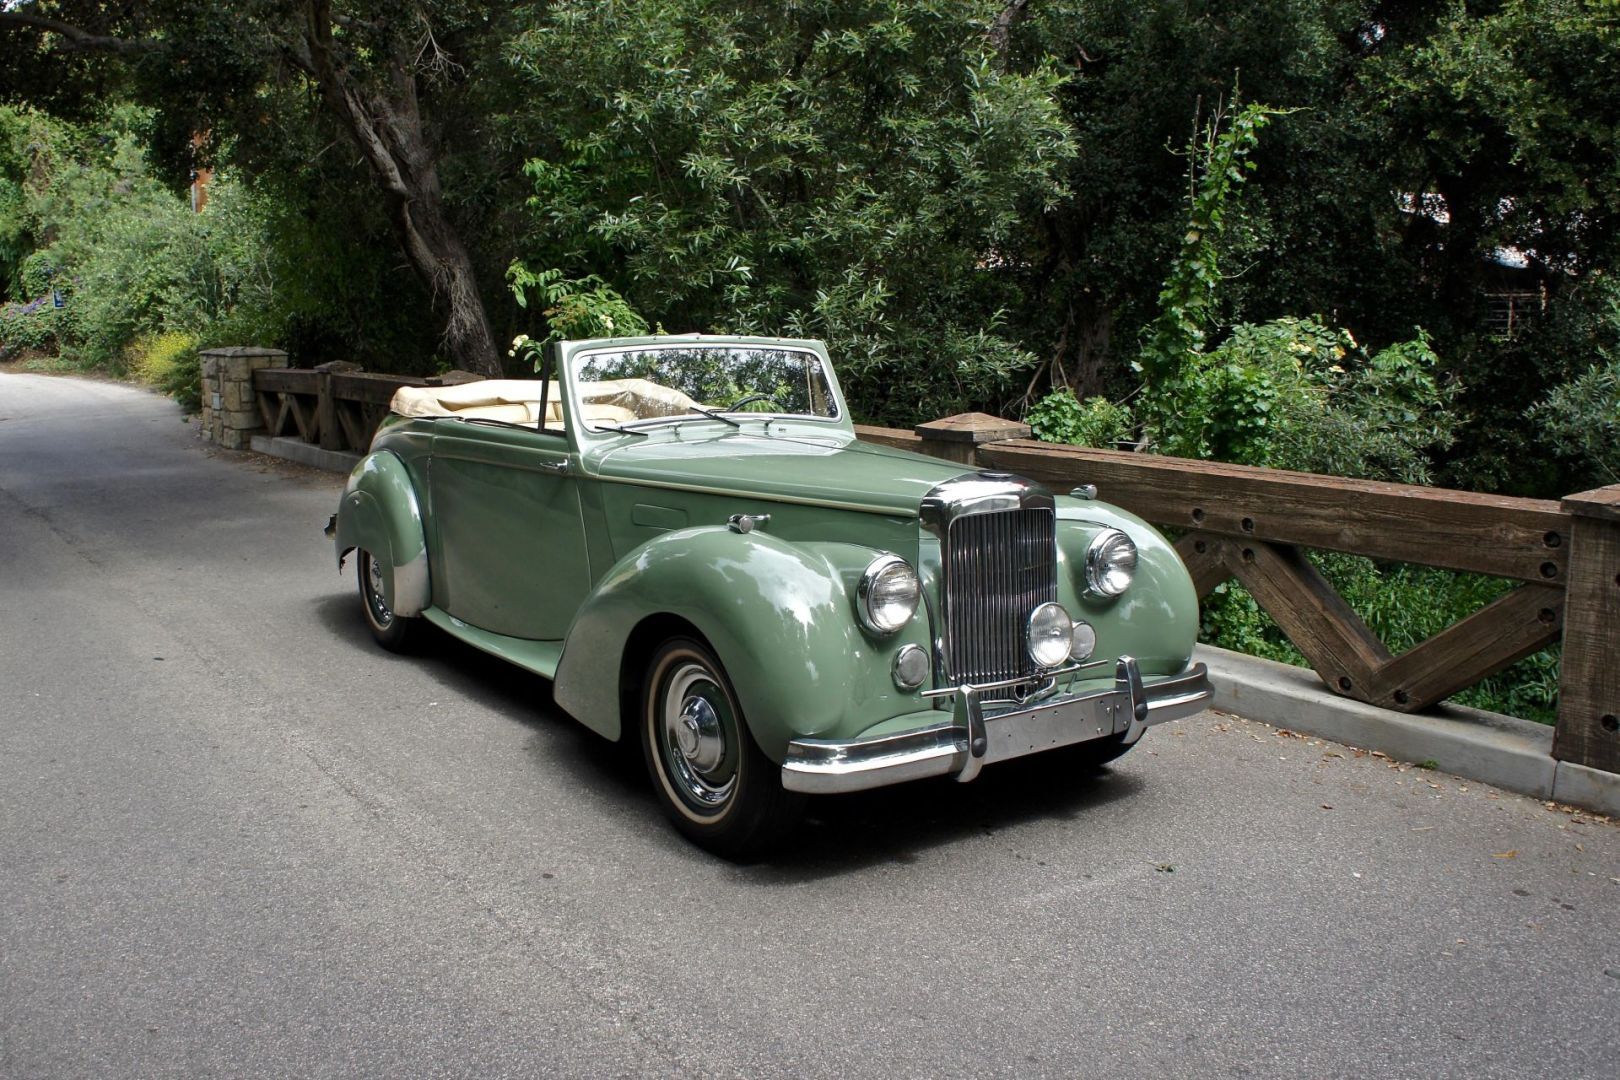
[1084,528,1138,598]
[857,554,920,635]
[1026,601,1075,669]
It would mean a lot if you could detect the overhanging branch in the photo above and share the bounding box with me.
[0,11,152,56]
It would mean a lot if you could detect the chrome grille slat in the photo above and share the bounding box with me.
[943,507,1056,685]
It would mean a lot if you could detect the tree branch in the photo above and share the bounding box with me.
[0,11,151,55]
[988,0,1031,67]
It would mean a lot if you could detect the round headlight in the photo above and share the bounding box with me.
[1085,529,1137,598]
[858,555,919,635]
[1026,602,1075,669]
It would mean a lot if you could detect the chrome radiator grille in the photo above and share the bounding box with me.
[943,508,1057,685]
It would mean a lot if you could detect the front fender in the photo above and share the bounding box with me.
[553,528,931,760]
[1055,501,1199,676]
[332,451,430,617]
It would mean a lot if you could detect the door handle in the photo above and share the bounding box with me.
[535,459,570,476]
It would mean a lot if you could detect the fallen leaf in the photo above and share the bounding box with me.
[1320,804,1334,810]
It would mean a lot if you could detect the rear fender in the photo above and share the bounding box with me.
[332,451,430,616]
[553,528,930,760]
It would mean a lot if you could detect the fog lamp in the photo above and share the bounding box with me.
[1026,602,1075,669]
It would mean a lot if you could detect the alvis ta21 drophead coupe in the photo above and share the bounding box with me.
[329,335,1212,857]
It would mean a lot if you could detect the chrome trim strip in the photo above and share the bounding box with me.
[781,660,1213,794]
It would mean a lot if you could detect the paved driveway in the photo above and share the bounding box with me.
[2,373,1616,1078]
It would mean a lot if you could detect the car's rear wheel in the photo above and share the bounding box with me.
[640,637,802,859]
[357,549,415,653]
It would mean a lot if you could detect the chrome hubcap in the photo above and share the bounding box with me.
[364,555,392,627]
[660,662,736,810]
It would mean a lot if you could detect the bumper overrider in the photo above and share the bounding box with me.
[781,657,1212,795]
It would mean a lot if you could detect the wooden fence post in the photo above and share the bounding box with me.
[312,361,361,451]
[914,412,1031,467]
[1553,485,1620,774]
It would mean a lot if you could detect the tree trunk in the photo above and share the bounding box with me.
[378,155,504,378]
[1069,304,1113,399]
[295,3,503,377]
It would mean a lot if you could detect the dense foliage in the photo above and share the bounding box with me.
[5,1,1616,488]
[4,1,1617,721]
[503,0,1074,423]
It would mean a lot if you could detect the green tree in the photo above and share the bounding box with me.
[0,1,530,376]
[502,0,1075,423]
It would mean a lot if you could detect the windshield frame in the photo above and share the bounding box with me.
[559,337,852,445]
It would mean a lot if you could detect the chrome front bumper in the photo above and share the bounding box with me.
[781,658,1212,795]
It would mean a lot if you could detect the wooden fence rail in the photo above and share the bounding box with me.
[254,363,480,454]
[863,416,1619,777]
[247,365,1618,776]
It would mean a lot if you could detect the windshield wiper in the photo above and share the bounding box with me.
[689,405,741,428]
[455,416,539,432]
[592,422,650,437]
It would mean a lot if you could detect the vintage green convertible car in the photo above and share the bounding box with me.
[330,335,1210,856]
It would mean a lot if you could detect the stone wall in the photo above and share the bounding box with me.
[199,347,287,450]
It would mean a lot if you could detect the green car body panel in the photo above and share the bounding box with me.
[332,333,1205,783]
[333,448,430,617]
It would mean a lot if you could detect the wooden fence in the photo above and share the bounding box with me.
[251,367,1619,775]
[254,363,481,454]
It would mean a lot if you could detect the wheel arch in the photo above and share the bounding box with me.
[615,612,708,746]
[553,528,932,761]
[332,450,430,617]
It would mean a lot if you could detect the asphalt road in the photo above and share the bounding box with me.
[2,372,1616,1079]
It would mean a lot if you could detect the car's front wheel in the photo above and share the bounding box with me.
[640,637,803,859]
[357,549,416,653]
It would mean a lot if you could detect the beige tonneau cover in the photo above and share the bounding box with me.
[388,378,700,427]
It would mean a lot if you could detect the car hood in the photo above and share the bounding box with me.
[590,429,974,516]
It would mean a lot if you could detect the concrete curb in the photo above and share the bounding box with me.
[1195,644,1617,817]
[250,435,360,474]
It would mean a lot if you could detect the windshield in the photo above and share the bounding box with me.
[568,344,839,431]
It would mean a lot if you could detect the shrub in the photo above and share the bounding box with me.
[1149,316,1457,483]
[0,295,66,355]
[1529,355,1620,487]
[128,331,202,412]
[1027,391,1134,448]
